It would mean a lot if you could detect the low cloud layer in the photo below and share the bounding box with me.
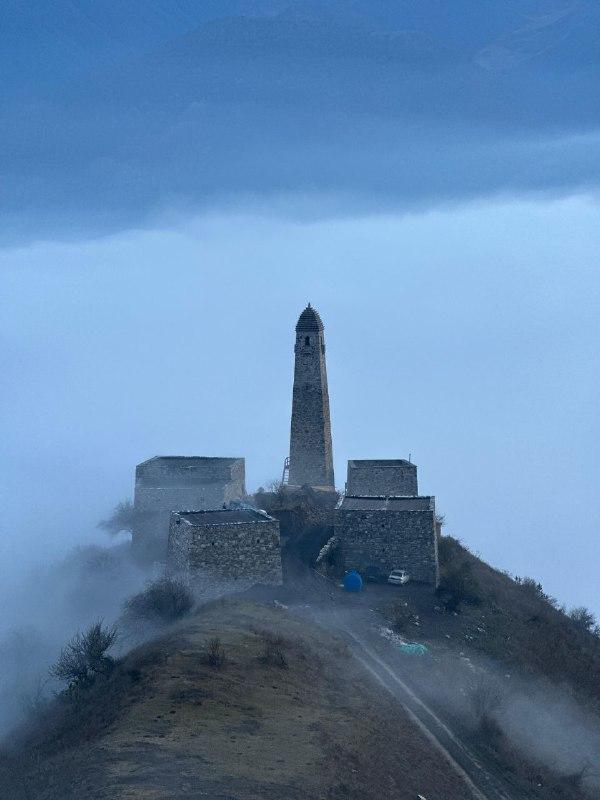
[2,0,600,243]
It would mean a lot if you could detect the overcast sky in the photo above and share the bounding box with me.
[1,193,598,613]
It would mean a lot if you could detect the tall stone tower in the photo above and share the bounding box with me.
[288,304,335,488]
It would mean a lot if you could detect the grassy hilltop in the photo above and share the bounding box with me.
[0,599,473,800]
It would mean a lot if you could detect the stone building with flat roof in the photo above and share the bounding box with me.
[167,508,282,586]
[133,456,245,562]
[346,459,418,496]
[335,460,439,586]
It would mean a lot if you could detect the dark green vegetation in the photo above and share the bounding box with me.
[436,536,600,710]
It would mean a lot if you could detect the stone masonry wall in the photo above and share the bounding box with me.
[336,503,438,586]
[133,484,230,561]
[167,514,283,586]
[133,457,245,563]
[346,460,418,496]
[288,309,335,489]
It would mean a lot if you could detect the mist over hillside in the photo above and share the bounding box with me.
[2,5,599,798]
[2,0,599,242]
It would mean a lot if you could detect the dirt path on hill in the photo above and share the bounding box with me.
[339,624,518,800]
[284,571,534,800]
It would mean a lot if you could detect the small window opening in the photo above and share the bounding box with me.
[304,335,310,346]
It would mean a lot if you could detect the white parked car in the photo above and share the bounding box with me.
[388,569,410,586]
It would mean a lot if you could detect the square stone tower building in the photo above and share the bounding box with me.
[133,456,245,562]
[346,459,417,496]
[288,305,335,489]
[167,508,283,586]
[336,459,439,586]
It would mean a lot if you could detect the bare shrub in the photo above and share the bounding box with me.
[206,637,226,669]
[263,479,287,505]
[515,576,559,608]
[50,621,117,690]
[258,631,288,669]
[98,500,146,535]
[569,606,597,633]
[391,601,418,632]
[437,562,481,612]
[123,577,194,625]
[437,535,462,567]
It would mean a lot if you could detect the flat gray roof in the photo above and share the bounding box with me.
[175,509,274,525]
[138,456,243,467]
[339,495,433,512]
[348,459,415,468]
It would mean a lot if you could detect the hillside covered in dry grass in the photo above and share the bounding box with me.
[0,598,474,800]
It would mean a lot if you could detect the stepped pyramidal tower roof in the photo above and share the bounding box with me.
[288,304,335,488]
[295,304,324,332]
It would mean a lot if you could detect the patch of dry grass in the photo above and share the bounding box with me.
[1,599,474,800]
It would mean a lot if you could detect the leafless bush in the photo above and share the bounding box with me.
[391,600,419,632]
[437,562,481,612]
[123,577,194,625]
[515,575,559,608]
[258,631,288,669]
[98,500,147,535]
[569,606,597,633]
[436,535,462,566]
[50,621,117,690]
[263,478,287,505]
[206,637,226,669]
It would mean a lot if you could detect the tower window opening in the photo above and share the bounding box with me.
[304,335,310,346]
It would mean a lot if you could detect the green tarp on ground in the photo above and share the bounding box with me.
[399,643,429,656]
